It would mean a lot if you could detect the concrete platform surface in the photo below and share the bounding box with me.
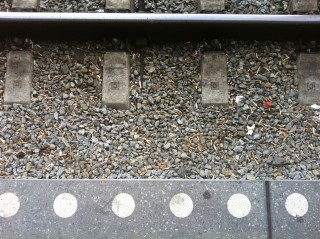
[269,181,320,239]
[0,180,319,239]
[0,180,267,239]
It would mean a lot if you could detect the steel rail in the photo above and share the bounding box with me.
[0,12,320,40]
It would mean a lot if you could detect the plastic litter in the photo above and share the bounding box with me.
[246,124,255,135]
[265,101,271,107]
[310,104,320,110]
[235,96,244,104]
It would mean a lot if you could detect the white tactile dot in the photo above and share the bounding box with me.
[170,193,193,218]
[227,193,252,218]
[285,193,309,217]
[0,193,20,218]
[53,193,78,218]
[112,193,135,218]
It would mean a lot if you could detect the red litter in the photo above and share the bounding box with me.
[265,101,272,107]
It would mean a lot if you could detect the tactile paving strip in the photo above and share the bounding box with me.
[0,180,319,239]
[269,181,320,239]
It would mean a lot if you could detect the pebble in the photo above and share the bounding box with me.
[26,162,32,172]
[16,151,26,158]
[246,174,256,180]
[177,167,186,178]
[253,134,261,140]
[61,64,69,74]
[181,152,189,159]
[233,146,243,153]
[272,157,287,166]
[56,167,65,177]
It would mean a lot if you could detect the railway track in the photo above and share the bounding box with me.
[0,0,320,238]
[1,12,320,40]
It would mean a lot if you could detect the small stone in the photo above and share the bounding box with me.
[246,174,256,180]
[155,96,161,103]
[106,126,112,131]
[181,152,189,159]
[293,172,302,180]
[253,134,261,140]
[312,170,319,176]
[233,146,243,153]
[16,151,26,158]
[272,157,287,166]
[177,167,186,178]
[61,64,69,74]
[81,104,88,110]
[164,143,171,149]
[82,171,89,178]
[56,167,65,177]
[26,162,32,172]
[205,164,212,170]
[105,168,111,176]
[148,66,156,73]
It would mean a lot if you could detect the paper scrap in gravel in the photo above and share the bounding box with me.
[310,104,320,110]
[235,96,244,104]
[247,124,255,135]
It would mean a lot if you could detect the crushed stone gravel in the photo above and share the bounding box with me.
[0,0,319,180]
[0,38,319,180]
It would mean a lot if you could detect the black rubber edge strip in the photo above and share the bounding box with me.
[265,181,273,239]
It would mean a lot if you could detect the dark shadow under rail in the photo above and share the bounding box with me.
[0,12,320,40]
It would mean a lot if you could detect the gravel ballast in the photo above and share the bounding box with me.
[0,39,319,180]
[142,0,290,14]
[0,0,319,181]
[0,0,292,13]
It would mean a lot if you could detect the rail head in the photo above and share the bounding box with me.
[0,12,320,40]
[1,12,320,22]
